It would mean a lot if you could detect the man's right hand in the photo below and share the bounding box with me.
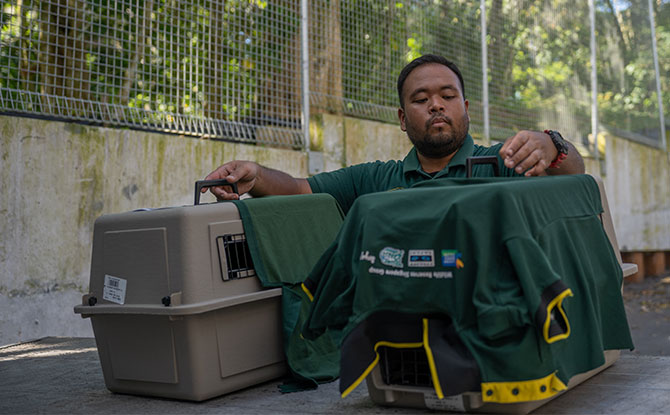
[203,161,312,200]
[203,160,260,200]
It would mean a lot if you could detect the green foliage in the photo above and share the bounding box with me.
[483,0,666,142]
[593,0,665,136]
[0,0,299,131]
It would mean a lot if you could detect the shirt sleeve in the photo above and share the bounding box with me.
[307,168,358,214]
[307,162,386,214]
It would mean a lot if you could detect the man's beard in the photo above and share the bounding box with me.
[407,113,469,159]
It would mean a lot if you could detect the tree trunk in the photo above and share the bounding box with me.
[259,0,303,121]
[603,0,630,61]
[311,0,342,114]
[204,0,224,126]
[38,0,90,114]
[120,0,154,108]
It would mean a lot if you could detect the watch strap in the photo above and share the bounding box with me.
[544,130,568,168]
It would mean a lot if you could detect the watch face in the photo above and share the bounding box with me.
[549,131,568,154]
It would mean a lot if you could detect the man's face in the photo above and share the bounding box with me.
[398,63,470,159]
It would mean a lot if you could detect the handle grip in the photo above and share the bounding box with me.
[194,179,239,205]
[466,156,500,178]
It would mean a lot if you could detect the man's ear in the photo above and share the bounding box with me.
[464,99,470,121]
[398,108,406,131]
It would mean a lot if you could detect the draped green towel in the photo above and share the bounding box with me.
[232,194,344,391]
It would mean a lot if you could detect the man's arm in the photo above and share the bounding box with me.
[499,130,585,176]
[203,160,312,200]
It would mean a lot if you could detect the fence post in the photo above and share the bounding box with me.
[648,0,667,151]
[301,0,310,150]
[589,0,599,167]
[480,0,489,142]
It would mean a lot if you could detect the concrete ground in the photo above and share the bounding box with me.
[623,270,670,356]
[0,272,668,414]
[1,337,669,414]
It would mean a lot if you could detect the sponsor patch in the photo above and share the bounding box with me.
[379,247,404,268]
[441,250,464,268]
[408,249,435,267]
[359,250,376,264]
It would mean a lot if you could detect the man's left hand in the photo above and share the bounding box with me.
[499,130,559,176]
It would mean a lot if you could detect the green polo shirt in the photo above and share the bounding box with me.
[306,135,521,213]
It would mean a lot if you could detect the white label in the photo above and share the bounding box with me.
[424,392,465,412]
[103,274,127,305]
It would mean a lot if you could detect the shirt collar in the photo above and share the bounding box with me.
[403,134,475,178]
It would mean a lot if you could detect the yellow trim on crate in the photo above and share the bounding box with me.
[340,340,423,398]
[301,283,314,302]
[481,372,568,403]
[422,318,445,399]
[543,288,574,344]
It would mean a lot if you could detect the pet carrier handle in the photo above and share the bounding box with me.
[466,156,500,178]
[194,179,239,205]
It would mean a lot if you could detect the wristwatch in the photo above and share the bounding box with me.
[544,130,568,168]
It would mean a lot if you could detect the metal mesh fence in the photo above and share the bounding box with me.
[486,0,594,143]
[309,0,484,134]
[0,0,666,149]
[595,0,664,145]
[660,2,670,135]
[309,0,665,148]
[0,0,303,147]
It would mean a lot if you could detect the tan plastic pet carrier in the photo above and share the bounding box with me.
[364,174,637,414]
[74,180,286,401]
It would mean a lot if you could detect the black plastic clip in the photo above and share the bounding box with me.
[466,156,500,178]
[194,179,239,205]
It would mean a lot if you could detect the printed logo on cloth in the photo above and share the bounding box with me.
[441,250,464,268]
[359,250,376,264]
[379,247,405,268]
[408,249,435,267]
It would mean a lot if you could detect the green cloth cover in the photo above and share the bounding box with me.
[233,194,344,390]
[301,175,633,403]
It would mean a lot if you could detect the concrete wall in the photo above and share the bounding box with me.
[2,112,669,345]
[310,113,413,167]
[0,115,307,345]
[604,133,670,252]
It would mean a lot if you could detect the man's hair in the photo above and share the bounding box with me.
[397,54,466,108]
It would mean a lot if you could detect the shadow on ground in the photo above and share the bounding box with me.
[623,270,670,356]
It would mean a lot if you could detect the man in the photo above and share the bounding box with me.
[204,54,584,213]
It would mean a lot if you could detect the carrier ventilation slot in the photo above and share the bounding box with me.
[217,233,256,281]
[378,346,433,387]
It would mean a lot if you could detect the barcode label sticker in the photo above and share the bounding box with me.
[103,275,127,305]
[424,392,465,412]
